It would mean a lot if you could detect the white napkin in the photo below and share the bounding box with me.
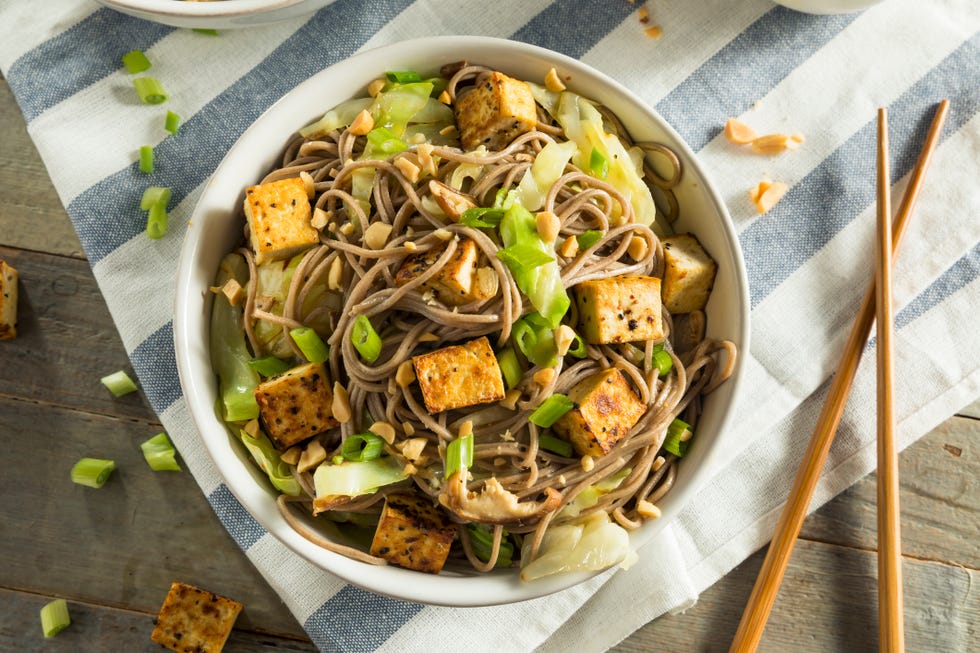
[1,0,976,650]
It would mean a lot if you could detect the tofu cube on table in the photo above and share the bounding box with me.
[0,260,18,341]
[661,233,717,314]
[454,71,538,151]
[552,368,647,457]
[370,492,457,573]
[244,177,318,265]
[574,275,664,344]
[254,361,338,450]
[412,336,505,414]
[394,238,495,306]
[150,581,243,653]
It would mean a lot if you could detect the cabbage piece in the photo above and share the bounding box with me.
[527,81,560,119]
[520,512,636,581]
[313,457,408,503]
[299,98,373,139]
[252,255,302,358]
[210,253,260,422]
[448,145,490,192]
[560,466,632,518]
[514,140,577,212]
[554,91,660,231]
[498,201,570,328]
[240,428,301,496]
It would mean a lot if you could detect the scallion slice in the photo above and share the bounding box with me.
[529,394,574,428]
[164,110,181,134]
[351,315,382,363]
[497,346,522,389]
[460,207,505,228]
[589,148,609,179]
[289,327,329,363]
[140,186,171,210]
[341,433,385,462]
[139,145,154,173]
[567,331,587,358]
[465,524,514,567]
[40,599,71,638]
[146,201,168,239]
[70,458,115,488]
[140,432,181,471]
[538,433,573,458]
[100,370,138,397]
[247,356,291,377]
[663,418,692,457]
[576,230,603,250]
[365,127,408,154]
[652,344,673,377]
[133,77,168,104]
[385,70,422,84]
[192,28,219,36]
[121,49,151,74]
[445,434,474,480]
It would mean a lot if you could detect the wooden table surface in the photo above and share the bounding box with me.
[1,74,977,652]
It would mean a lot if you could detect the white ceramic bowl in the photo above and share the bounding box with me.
[174,35,750,606]
[95,0,332,29]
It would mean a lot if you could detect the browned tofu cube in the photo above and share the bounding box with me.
[412,336,505,414]
[254,361,338,450]
[0,260,18,341]
[369,492,457,574]
[574,275,664,344]
[150,582,243,653]
[394,238,497,306]
[244,177,318,265]
[661,233,717,313]
[454,71,538,151]
[552,368,647,457]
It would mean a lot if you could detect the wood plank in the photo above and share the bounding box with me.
[800,416,979,567]
[0,78,82,259]
[0,394,309,642]
[0,245,155,422]
[613,538,977,653]
[0,588,316,653]
[959,397,980,420]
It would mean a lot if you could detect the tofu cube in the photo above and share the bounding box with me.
[254,361,338,450]
[552,368,647,457]
[661,233,717,313]
[150,581,243,653]
[412,336,505,414]
[394,238,496,306]
[574,275,664,344]
[454,71,538,151]
[244,177,318,265]
[0,260,18,341]
[370,492,457,574]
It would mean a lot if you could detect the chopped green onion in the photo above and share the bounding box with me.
[493,188,512,208]
[121,49,151,74]
[577,230,603,250]
[663,418,692,457]
[100,370,138,397]
[566,331,587,358]
[140,432,181,471]
[465,524,514,567]
[247,356,291,377]
[133,77,168,104]
[192,28,219,36]
[652,344,673,377]
[538,433,573,457]
[497,346,523,389]
[351,315,382,363]
[385,70,423,84]
[529,394,574,428]
[146,201,168,239]
[70,458,115,488]
[290,327,329,363]
[445,434,474,480]
[341,433,385,462]
[40,599,71,638]
[365,127,408,154]
[164,110,181,134]
[496,243,554,272]
[511,314,556,367]
[332,455,345,465]
[140,186,171,210]
[460,207,505,228]
[589,148,609,179]
[139,145,154,174]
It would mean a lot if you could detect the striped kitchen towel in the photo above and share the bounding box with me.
[1,0,977,651]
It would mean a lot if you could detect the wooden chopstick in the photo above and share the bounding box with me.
[728,98,950,653]
[876,107,904,653]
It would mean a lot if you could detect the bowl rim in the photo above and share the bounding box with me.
[174,34,750,607]
[99,0,309,18]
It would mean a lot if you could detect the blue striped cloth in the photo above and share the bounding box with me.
[2,1,977,650]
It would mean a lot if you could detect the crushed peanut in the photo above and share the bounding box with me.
[311,207,330,230]
[555,324,576,357]
[544,67,566,92]
[332,382,351,423]
[433,228,453,241]
[221,278,244,306]
[458,420,474,439]
[327,256,344,290]
[243,419,261,438]
[724,118,758,145]
[348,109,374,136]
[535,211,561,243]
[395,360,416,388]
[369,421,397,444]
[438,90,452,105]
[408,132,426,145]
[533,367,556,386]
[298,439,327,473]
[299,171,316,199]
[558,235,579,258]
[367,78,386,97]
[749,179,789,214]
[402,421,416,436]
[627,235,648,262]
[644,25,663,39]
[636,500,662,519]
[652,455,666,472]
[416,143,437,176]
[403,241,418,251]
[280,445,302,466]
[399,437,428,463]
[751,133,792,155]
[580,455,595,472]
[394,156,421,183]
[339,222,355,236]
[418,332,440,343]
[500,389,521,411]
[364,222,393,249]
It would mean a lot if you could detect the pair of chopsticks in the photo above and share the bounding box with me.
[729,99,950,653]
